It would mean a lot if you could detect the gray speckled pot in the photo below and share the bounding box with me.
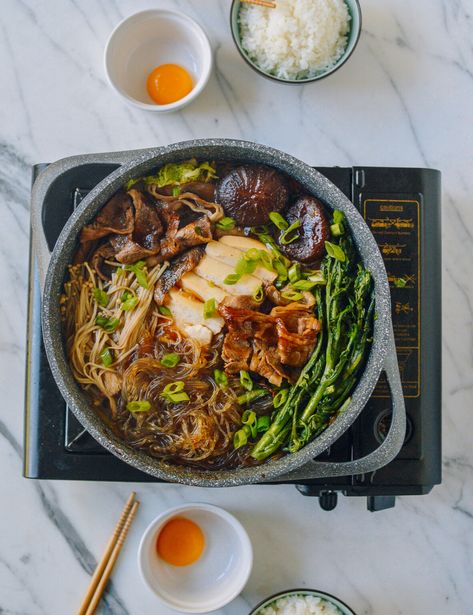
[38,139,406,487]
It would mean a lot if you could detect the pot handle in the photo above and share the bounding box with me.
[275,325,406,482]
[31,152,133,290]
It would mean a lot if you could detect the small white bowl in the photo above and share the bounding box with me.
[138,503,253,613]
[104,10,212,112]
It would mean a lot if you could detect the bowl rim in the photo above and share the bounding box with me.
[103,8,213,111]
[249,588,357,614]
[138,502,253,613]
[229,0,362,84]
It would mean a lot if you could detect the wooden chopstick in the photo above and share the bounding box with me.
[240,0,276,8]
[76,492,139,615]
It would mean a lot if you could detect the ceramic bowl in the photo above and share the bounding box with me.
[104,9,212,112]
[138,503,253,613]
[230,0,361,84]
[249,588,357,614]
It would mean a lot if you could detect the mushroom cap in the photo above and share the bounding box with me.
[280,195,330,263]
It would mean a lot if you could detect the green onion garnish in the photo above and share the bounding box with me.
[281,290,303,301]
[172,186,181,197]
[100,347,113,367]
[214,369,228,389]
[256,416,270,433]
[203,298,217,319]
[333,210,345,224]
[330,223,344,237]
[216,216,236,231]
[244,248,261,261]
[233,428,248,450]
[93,288,109,307]
[291,279,318,291]
[160,353,180,368]
[158,306,173,318]
[269,211,289,230]
[95,315,120,333]
[236,257,256,276]
[273,259,288,281]
[280,220,301,245]
[124,260,148,288]
[127,400,151,413]
[273,388,289,408]
[160,381,189,403]
[258,250,274,271]
[325,241,346,262]
[223,273,241,285]
[253,285,264,303]
[120,290,139,311]
[307,270,326,285]
[237,389,267,405]
[288,263,301,284]
[239,370,253,391]
[241,409,258,438]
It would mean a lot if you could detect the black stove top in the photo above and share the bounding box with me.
[24,162,442,511]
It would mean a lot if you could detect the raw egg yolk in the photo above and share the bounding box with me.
[147,64,193,105]
[157,517,205,566]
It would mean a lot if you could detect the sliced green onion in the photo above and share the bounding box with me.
[158,305,172,318]
[288,263,301,284]
[280,220,301,245]
[291,279,318,291]
[239,370,253,391]
[160,353,180,368]
[307,270,326,285]
[236,257,257,276]
[269,211,289,230]
[258,250,274,271]
[120,291,138,311]
[172,186,181,197]
[93,288,109,307]
[233,428,248,449]
[325,241,346,262]
[224,273,241,285]
[244,248,261,261]
[162,381,185,396]
[127,400,151,413]
[95,315,120,333]
[241,409,257,425]
[273,388,289,408]
[237,389,267,405]
[281,290,303,301]
[252,285,264,303]
[214,369,228,389]
[330,223,344,237]
[166,391,190,403]
[250,225,270,235]
[100,347,113,367]
[203,298,217,319]
[273,259,288,281]
[333,210,345,224]
[124,260,148,288]
[256,415,270,433]
[216,216,236,231]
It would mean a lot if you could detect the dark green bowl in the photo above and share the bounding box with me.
[230,0,362,84]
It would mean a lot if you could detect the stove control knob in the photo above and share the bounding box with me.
[319,491,338,511]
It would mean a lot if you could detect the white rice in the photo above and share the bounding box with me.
[239,0,351,80]
[257,594,343,615]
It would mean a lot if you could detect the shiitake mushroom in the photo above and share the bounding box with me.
[216,164,289,226]
[280,196,329,263]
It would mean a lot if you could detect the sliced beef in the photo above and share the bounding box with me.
[89,241,117,281]
[80,192,134,243]
[279,195,329,263]
[160,215,212,261]
[154,247,205,305]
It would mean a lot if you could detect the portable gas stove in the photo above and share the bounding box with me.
[24,160,441,511]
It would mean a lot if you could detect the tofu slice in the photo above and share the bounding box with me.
[183,324,213,346]
[180,271,228,303]
[194,255,262,297]
[167,289,224,334]
[219,235,271,254]
[206,241,277,283]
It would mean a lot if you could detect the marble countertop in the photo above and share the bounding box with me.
[1,0,472,613]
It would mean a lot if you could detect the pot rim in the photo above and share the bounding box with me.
[42,139,391,487]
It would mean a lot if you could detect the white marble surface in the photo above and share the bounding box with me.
[1,0,472,613]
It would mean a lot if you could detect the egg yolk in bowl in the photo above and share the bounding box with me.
[147,64,193,105]
[157,516,205,566]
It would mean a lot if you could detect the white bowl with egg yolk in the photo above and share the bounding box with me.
[104,9,212,112]
[138,503,253,613]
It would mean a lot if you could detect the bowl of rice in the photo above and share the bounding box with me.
[249,589,356,615]
[230,0,361,83]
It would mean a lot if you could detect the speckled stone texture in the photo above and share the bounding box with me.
[36,139,406,486]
